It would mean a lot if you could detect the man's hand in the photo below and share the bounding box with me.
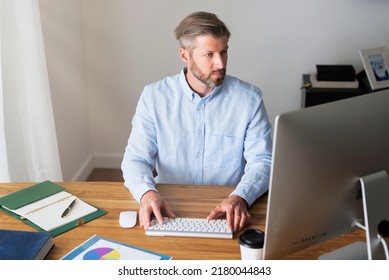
[139,190,176,229]
[207,195,251,232]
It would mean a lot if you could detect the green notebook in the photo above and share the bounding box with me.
[0,181,107,237]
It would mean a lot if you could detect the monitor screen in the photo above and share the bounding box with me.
[263,88,389,260]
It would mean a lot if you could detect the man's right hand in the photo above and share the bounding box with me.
[139,190,176,229]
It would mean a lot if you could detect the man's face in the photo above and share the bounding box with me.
[183,35,229,92]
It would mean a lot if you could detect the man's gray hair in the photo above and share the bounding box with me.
[174,11,231,50]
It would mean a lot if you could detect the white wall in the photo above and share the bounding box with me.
[40,0,93,181]
[39,0,389,181]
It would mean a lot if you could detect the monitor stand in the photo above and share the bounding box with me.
[320,170,389,260]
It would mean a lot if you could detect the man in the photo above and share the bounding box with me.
[121,11,272,232]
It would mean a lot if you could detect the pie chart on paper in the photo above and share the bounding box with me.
[83,247,121,260]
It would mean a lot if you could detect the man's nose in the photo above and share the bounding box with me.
[213,53,226,69]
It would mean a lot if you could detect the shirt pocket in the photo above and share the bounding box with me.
[205,134,243,169]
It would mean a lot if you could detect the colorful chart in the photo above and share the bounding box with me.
[83,247,121,260]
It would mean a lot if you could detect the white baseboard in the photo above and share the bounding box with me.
[71,154,94,181]
[69,154,122,182]
[94,154,123,169]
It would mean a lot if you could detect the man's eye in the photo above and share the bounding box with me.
[206,53,213,58]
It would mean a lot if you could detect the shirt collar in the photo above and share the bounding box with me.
[179,68,222,103]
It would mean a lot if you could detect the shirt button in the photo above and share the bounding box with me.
[198,129,202,134]
[197,152,202,157]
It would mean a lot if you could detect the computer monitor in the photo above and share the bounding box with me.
[263,88,389,260]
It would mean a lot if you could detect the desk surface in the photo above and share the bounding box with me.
[0,182,365,260]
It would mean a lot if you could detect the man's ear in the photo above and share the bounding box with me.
[179,48,189,63]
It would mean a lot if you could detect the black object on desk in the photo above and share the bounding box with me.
[316,65,356,81]
[301,74,370,108]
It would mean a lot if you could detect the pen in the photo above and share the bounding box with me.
[61,198,77,218]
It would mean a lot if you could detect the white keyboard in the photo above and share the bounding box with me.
[145,217,233,239]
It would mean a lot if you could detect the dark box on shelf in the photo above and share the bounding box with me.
[316,65,356,81]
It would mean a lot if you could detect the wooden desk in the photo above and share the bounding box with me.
[0,182,365,260]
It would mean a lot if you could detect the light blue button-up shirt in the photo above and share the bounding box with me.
[121,68,272,206]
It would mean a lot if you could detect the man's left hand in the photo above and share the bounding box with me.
[207,195,251,232]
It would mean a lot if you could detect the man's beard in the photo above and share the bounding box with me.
[190,59,226,88]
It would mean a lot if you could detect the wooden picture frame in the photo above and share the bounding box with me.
[360,47,389,90]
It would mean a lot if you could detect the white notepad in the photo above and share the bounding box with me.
[9,191,97,231]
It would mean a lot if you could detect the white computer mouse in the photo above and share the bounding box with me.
[119,211,138,228]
